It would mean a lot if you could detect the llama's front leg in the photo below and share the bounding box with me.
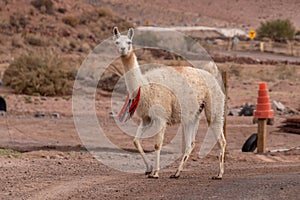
[170,123,195,178]
[148,125,166,179]
[134,124,153,174]
[212,133,226,180]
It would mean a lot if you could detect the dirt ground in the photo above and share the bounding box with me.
[0,62,300,199]
[0,0,299,199]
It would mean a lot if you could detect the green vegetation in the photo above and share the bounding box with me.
[3,51,76,96]
[257,19,296,41]
[0,149,22,158]
[24,96,33,104]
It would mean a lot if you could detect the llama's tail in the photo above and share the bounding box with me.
[199,70,225,158]
[204,92,212,126]
[203,61,224,93]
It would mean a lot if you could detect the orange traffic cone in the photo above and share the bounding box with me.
[254,82,274,153]
[254,82,274,119]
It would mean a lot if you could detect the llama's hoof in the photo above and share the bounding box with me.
[148,174,159,179]
[170,174,180,179]
[145,166,153,175]
[212,176,222,180]
[145,171,152,175]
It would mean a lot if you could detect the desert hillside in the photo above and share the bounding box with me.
[95,0,300,29]
[1,0,299,64]
[0,0,131,62]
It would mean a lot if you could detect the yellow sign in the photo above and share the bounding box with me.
[248,29,256,40]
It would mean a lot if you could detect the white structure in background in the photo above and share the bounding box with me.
[137,26,248,38]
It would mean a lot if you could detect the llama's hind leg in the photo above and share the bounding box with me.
[212,131,226,180]
[208,113,226,179]
[134,123,153,174]
[205,88,226,179]
[170,122,196,178]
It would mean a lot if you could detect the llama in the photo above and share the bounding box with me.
[113,27,226,179]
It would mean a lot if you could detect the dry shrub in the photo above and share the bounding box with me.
[9,15,28,30]
[11,35,24,48]
[25,34,49,46]
[80,7,113,25]
[57,7,67,14]
[3,52,76,96]
[79,7,132,39]
[239,65,298,82]
[275,65,297,80]
[229,65,242,77]
[31,0,54,15]
[62,15,80,27]
[96,7,113,17]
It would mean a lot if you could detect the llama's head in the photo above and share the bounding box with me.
[113,27,134,56]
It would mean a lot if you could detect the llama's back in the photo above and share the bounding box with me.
[136,66,220,125]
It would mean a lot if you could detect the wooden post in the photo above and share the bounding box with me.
[227,38,232,51]
[257,119,267,153]
[222,71,228,140]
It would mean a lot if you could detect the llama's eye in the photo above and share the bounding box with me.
[127,41,132,45]
[115,41,120,45]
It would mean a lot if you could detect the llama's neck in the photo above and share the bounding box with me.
[121,52,145,97]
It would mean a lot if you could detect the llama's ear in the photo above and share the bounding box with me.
[113,27,120,40]
[127,28,134,40]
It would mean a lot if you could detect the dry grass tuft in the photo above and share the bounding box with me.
[62,15,80,27]
[25,34,49,47]
[96,7,113,17]
[229,65,242,77]
[31,0,54,15]
[3,51,76,96]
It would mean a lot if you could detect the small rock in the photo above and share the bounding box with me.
[51,113,60,118]
[109,111,116,118]
[78,43,90,53]
[272,100,285,112]
[34,111,45,118]
[239,103,255,116]
[0,111,6,117]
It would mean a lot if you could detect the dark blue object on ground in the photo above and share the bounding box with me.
[0,96,6,112]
